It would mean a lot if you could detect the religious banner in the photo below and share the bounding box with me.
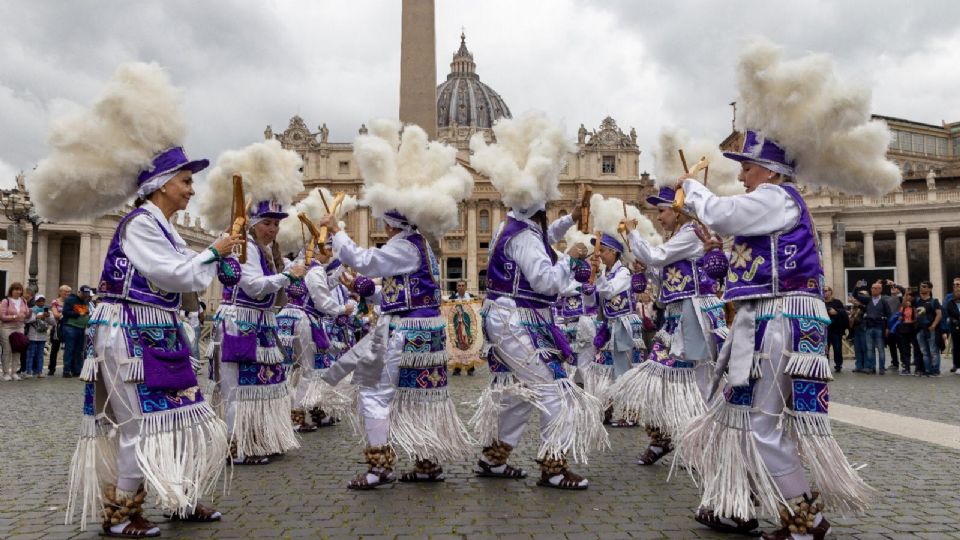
[441,299,484,371]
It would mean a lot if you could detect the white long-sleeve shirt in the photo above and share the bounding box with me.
[495,213,575,301]
[627,223,703,268]
[305,265,344,317]
[681,179,800,237]
[236,238,290,300]
[332,230,420,278]
[123,202,217,293]
[594,260,631,301]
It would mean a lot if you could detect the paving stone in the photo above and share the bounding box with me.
[1,368,959,539]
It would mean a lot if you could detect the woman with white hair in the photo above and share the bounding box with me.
[29,63,243,537]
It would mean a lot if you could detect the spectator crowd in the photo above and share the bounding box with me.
[826,276,960,377]
[0,282,205,382]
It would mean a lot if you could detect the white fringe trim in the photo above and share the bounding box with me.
[135,402,228,514]
[784,410,878,515]
[231,383,300,457]
[580,361,615,404]
[537,379,610,464]
[784,353,833,380]
[79,355,101,382]
[672,398,785,520]
[65,416,118,529]
[389,387,477,462]
[298,372,360,431]
[466,372,545,446]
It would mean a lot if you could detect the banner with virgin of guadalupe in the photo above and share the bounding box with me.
[441,299,484,370]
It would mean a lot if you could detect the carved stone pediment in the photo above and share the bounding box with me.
[583,116,636,150]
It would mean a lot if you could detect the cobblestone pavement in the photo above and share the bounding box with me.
[829,355,960,427]
[1,366,959,539]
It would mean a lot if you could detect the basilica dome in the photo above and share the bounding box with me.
[436,33,512,129]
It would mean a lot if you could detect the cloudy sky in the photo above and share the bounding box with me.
[2,0,959,192]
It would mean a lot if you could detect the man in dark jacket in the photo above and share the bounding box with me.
[857,281,892,374]
[824,286,848,373]
[944,277,960,373]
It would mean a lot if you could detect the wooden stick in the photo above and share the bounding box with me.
[578,186,592,233]
[231,174,248,263]
[678,149,690,174]
[703,165,710,186]
[318,188,332,214]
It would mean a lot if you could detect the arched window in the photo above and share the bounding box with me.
[479,209,490,233]
[374,218,384,232]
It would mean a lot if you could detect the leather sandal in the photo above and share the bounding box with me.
[399,467,445,483]
[101,515,161,538]
[232,455,270,465]
[694,508,760,537]
[536,469,588,490]
[347,469,396,490]
[474,459,527,479]
[637,445,673,466]
[165,503,222,523]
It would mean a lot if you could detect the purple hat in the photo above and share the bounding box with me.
[723,129,795,177]
[383,209,412,229]
[249,200,288,221]
[137,146,209,186]
[645,186,676,208]
[591,232,624,254]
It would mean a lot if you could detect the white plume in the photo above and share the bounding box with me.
[355,121,473,238]
[735,38,901,195]
[653,127,744,196]
[590,193,662,248]
[28,62,188,221]
[562,227,594,255]
[277,187,358,254]
[196,139,304,231]
[469,111,574,212]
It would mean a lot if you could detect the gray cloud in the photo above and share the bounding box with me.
[1,0,958,191]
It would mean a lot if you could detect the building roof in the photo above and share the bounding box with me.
[436,33,511,129]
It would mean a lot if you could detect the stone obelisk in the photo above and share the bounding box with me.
[399,0,437,139]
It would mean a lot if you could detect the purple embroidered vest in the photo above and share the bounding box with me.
[222,240,277,309]
[98,208,181,311]
[379,233,442,315]
[601,265,636,318]
[559,294,585,318]
[724,184,823,301]
[659,257,718,305]
[486,217,558,309]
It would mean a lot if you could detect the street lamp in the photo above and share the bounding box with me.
[1,172,43,293]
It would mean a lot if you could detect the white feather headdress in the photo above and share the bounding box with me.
[276,187,358,254]
[653,127,744,196]
[196,139,304,232]
[469,111,574,216]
[562,228,594,255]
[734,39,901,195]
[28,62,188,221]
[590,193,662,248]
[355,120,474,238]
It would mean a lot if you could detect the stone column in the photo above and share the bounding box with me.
[862,229,876,267]
[928,227,943,299]
[491,204,502,234]
[399,0,437,139]
[820,230,834,292]
[78,233,93,288]
[356,208,369,248]
[36,231,49,294]
[466,203,478,292]
[894,227,909,287]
